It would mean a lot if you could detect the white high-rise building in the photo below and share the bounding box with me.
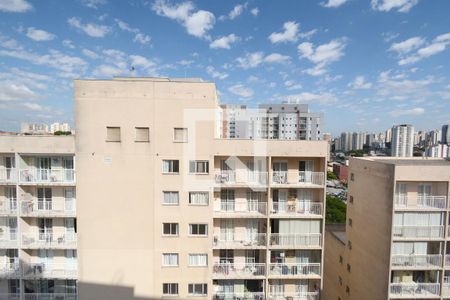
[50,123,71,133]
[442,124,450,145]
[391,124,414,157]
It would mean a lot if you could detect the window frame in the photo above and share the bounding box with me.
[106,126,121,143]
[163,283,179,296]
[162,253,179,267]
[189,160,209,174]
[189,224,208,237]
[188,192,209,206]
[188,254,208,267]
[173,128,188,143]
[162,223,179,237]
[162,160,180,174]
[162,191,180,206]
[135,127,150,143]
[188,283,208,297]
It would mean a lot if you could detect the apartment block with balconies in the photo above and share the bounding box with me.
[0,135,77,300]
[323,157,450,300]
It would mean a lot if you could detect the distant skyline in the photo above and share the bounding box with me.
[0,0,449,135]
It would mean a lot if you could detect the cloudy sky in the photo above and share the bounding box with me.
[0,0,449,135]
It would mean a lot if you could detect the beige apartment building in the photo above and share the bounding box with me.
[74,77,328,300]
[323,157,450,300]
[0,135,77,299]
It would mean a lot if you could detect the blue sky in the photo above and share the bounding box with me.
[0,0,449,135]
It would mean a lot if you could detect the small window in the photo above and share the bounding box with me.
[350,173,355,181]
[349,195,354,204]
[163,192,179,205]
[188,283,207,296]
[347,264,351,272]
[135,127,149,142]
[189,161,209,174]
[106,127,120,142]
[174,128,188,142]
[188,254,208,266]
[163,160,179,173]
[163,223,179,236]
[346,286,350,294]
[189,192,209,205]
[163,283,178,296]
[189,224,208,236]
[348,218,352,227]
[348,240,352,250]
[339,256,343,264]
[162,253,179,267]
[338,276,342,286]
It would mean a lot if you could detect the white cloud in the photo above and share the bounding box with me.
[298,38,347,76]
[209,34,239,49]
[92,64,126,77]
[228,84,254,98]
[152,0,215,39]
[82,48,98,59]
[349,76,373,89]
[284,80,302,90]
[81,0,107,9]
[129,55,156,69]
[320,0,349,8]
[269,21,299,44]
[264,53,290,64]
[283,92,337,104]
[371,0,418,13]
[62,40,75,49]
[236,52,264,69]
[0,0,32,12]
[206,66,228,79]
[115,19,151,45]
[250,7,259,16]
[389,107,424,116]
[68,17,110,38]
[228,3,245,20]
[26,27,56,41]
[389,37,424,54]
[0,80,37,101]
[299,29,317,40]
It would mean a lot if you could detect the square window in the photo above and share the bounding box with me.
[348,240,352,250]
[106,127,120,142]
[174,128,188,142]
[189,224,208,236]
[350,173,355,181]
[163,192,179,205]
[163,223,179,236]
[188,254,208,266]
[339,256,343,264]
[135,127,149,142]
[189,192,209,205]
[163,160,179,173]
[188,284,207,296]
[162,253,179,267]
[348,218,352,227]
[347,264,351,272]
[163,283,178,296]
[349,195,354,204]
[189,161,209,174]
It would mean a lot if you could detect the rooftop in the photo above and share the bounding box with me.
[358,157,450,166]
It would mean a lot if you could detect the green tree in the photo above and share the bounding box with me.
[326,195,347,224]
[327,171,338,180]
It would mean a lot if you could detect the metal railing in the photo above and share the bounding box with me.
[0,294,20,300]
[214,201,267,215]
[390,282,440,297]
[213,234,266,248]
[270,234,322,247]
[0,262,20,277]
[21,200,76,217]
[0,168,16,183]
[271,202,322,216]
[0,199,18,215]
[213,292,265,300]
[272,171,324,186]
[21,232,77,249]
[212,263,265,277]
[23,294,77,300]
[21,263,77,278]
[268,263,321,277]
[19,169,75,184]
[391,254,442,268]
[394,196,447,209]
[215,170,268,185]
[392,226,444,239]
[268,291,320,300]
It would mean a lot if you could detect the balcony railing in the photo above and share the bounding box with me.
[0,262,20,277]
[268,291,320,300]
[269,263,321,277]
[212,263,265,278]
[215,170,268,186]
[0,295,20,300]
[394,196,447,210]
[0,229,19,248]
[443,277,450,296]
[0,168,16,183]
[0,199,17,215]
[390,282,440,297]
[272,171,324,186]
[23,294,77,300]
[213,292,264,300]
[392,226,444,239]
[19,169,75,184]
[21,200,76,217]
[22,232,77,249]
[271,202,322,216]
[445,255,450,267]
[270,234,322,248]
[391,254,442,268]
[213,234,266,248]
[22,263,77,279]
[214,201,267,215]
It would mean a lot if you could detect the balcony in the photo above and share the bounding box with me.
[268,263,321,278]
[268,291,320,300]
[215,170,268,188]
[0,199,17,215]
[0,229,19,248]
[23,294,77,300]
[213,292,265,300]
[394,196,447,210]
[392,226,444,239]
[212,263,265,279]
[22,263,77,279]
[443,277,450,297]
[213,234,266,249]
[391,255,442,269]
[389,282,440,298]
[21,200,76,217]
[214,201,267,217]
[0,295,20,300]
[270,202,322,217]
[445,255,450,268]
[269,234,322,248]
[21,232,77,249]
[271,171,324,187]
[0,262,20,278]
[0,168,16,184]
[19,169,75,185]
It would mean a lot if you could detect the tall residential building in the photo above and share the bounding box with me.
[75,77,328,300]
[323,157,450,300]
[426,144,450,158]
[50,123,71,134]
[443,124,450,145]
[391,124,414,157]
[0,135,77,299]
[351,132,365,151]
[20,123,49,135]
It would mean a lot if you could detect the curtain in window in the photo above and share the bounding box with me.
[189,254,207,266]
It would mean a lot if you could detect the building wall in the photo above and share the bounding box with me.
[322,226,346,300]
